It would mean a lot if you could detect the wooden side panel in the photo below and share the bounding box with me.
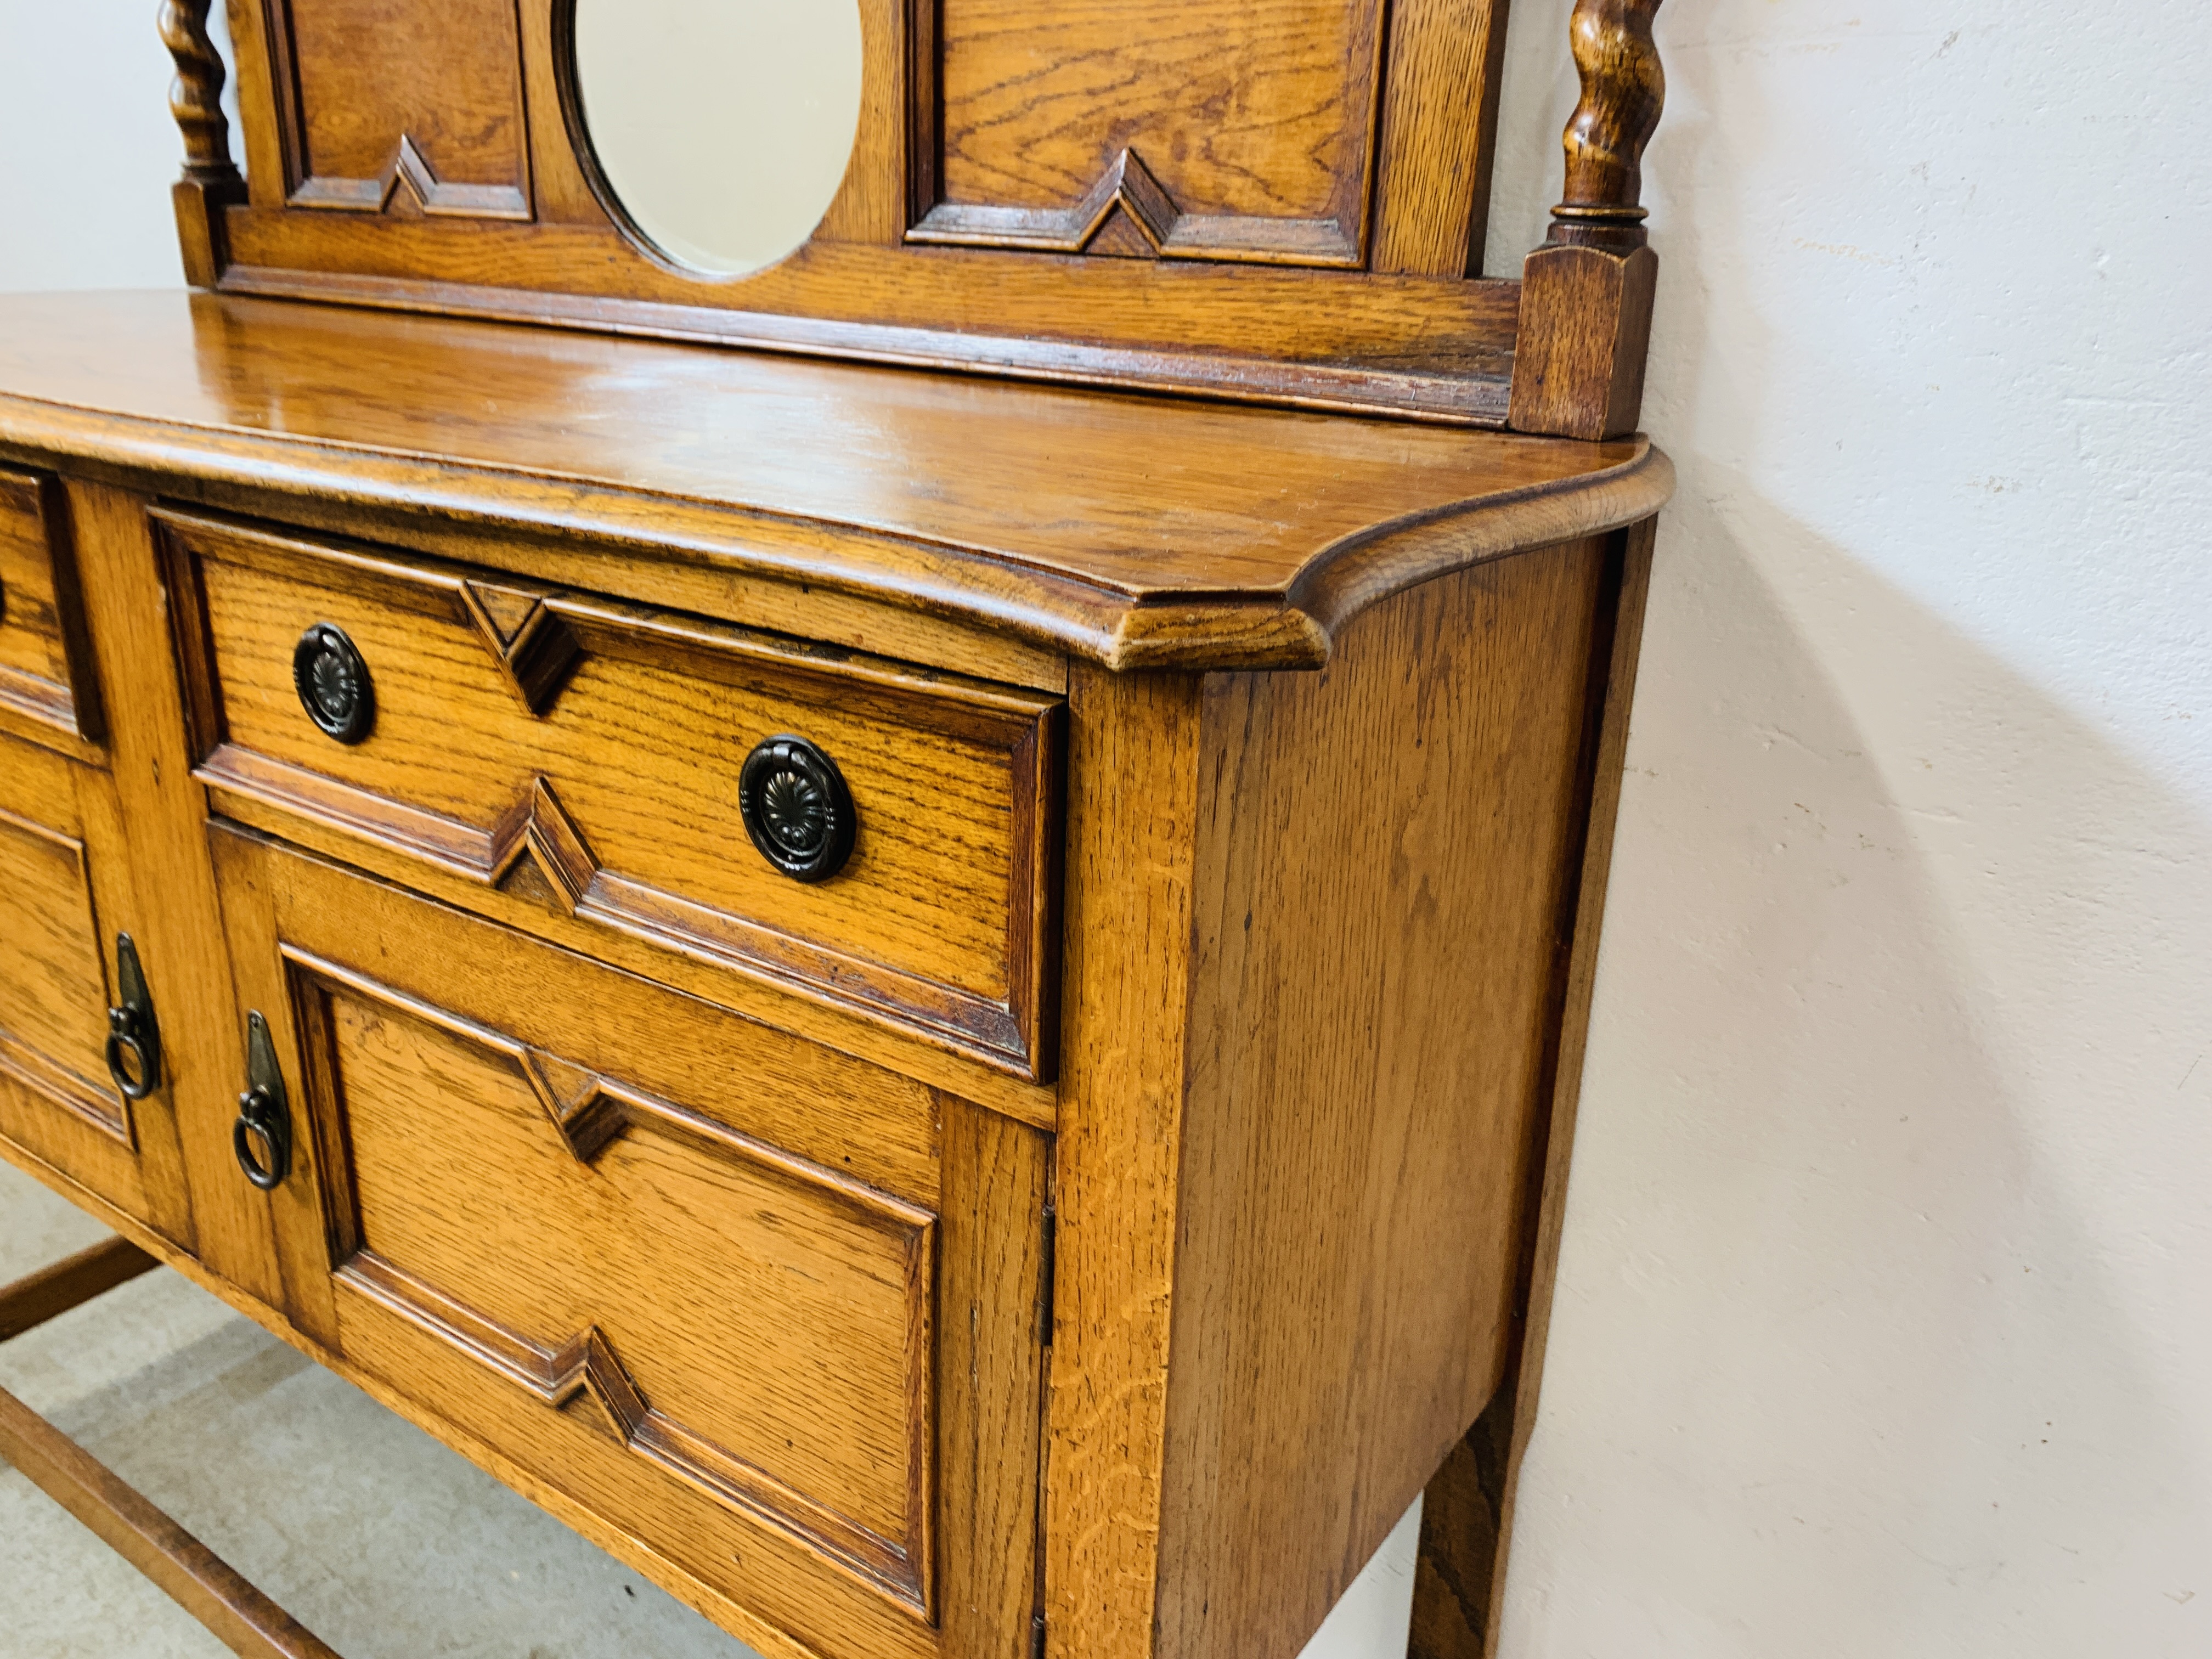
[1043,667,1206,1659]
[0,465,101,757]
[1152,540,1612,1659]
[1408,519,1657,1659]
[260,0,533,218]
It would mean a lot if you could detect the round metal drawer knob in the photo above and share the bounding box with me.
[292,622,374,744]
[738,735,856,883]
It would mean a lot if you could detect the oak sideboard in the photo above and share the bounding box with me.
[0,3,1673,1657]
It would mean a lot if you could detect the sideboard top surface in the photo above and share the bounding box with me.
[0,289,1670,669]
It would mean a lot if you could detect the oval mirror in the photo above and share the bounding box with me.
[569,0,864,279]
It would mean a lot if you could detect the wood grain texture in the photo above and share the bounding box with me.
[0,1234,158,1340]
[936,1097,1054,1659]
[63,479,277,1299]
[1404,520,1654,1656]
[176,0,1534,418]
[0,292,1671,671]
[916,0,1386,267]
[0,732,194,1245]
[1369,0,1514,276]
[208,825,1052,1657]
[262,0,532,219]
[161,507,1064,1079]
[0,1130,877,1659]
[1406,1390,1513,1659]
[1480,518,1656,1655]
[0,465,103,757]
[1043,666,1205,1659]
[1153,539,1613,1659]
[1549,0,1667,250]
[1508,241,1659,441]
[162,0,247,286]
[0,1382,344,1659]
[1507,0,1666,439]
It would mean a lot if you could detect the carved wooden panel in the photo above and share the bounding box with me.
[0,734,178,1235]
[156,509,1063,1079]
[0,466,101,759]
[201,828,1055,1652]
[261,0,533,219]
[0,799,120,1141]
[911,0,1385,266]
[286,946,938,1609]
[196,0,1522,422]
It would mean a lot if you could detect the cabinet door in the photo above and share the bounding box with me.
[0,730,193,1243]
[208,823,1051,1659]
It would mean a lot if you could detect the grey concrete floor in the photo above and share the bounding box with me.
[0,1159,764,1659]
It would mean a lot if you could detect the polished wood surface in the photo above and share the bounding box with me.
[160,508,1063,1079]
[1509,0,1666,439]
[1549,0,1668,252]
[0,4,1682,1654]
[174,0,1527,421]
[1403,521,1652,1657]
[209,826,1053,1658]
[0,465,102,759]
[0,291,1667,669]
[0,731,193,1244]
[0,1234,157,1340]
[1165,540,1609,1659]
[0,458,1666,1659]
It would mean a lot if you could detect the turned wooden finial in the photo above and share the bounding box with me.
[159,0,242,188]
[1546,0,1666,251]
[1506,0,1666,439]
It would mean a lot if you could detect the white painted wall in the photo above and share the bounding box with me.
[4,3,2208,1655]
[1485,2,2212,1655]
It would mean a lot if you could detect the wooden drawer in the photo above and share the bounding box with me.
[212,827,1051,1658]
[158,510,1063,1080]
[0,732,191,1242]
[0,465,101,758]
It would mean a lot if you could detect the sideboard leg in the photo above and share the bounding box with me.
[1409,517,1658,1656]
[0,1248,346,1659]
[0,1235,157,1340]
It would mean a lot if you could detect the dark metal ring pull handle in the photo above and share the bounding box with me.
[233,1011,291,1190]
[738,735,857,883]
[292,622,374,744]
[104,933,162,1101]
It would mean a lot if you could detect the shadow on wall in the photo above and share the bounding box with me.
[1515,485,2212,1653]
[1492,4,2212,1654]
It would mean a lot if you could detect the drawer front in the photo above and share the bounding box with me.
[160,510,1062,1079]
[212,828,1051,1658]
[0,465,101,757]
[0,733,190,1240]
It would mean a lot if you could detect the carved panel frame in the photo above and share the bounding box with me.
[281,945,940,1613]
[154,508,1064,1081]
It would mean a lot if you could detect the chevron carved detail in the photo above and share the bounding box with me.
[910,147,1181,257]
[300,962,938,1612]
[289,133,531,221]
[489,776,597,915]
[336,1248,926,1607]
[458,582,582,714]
[906,144,1363,266]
